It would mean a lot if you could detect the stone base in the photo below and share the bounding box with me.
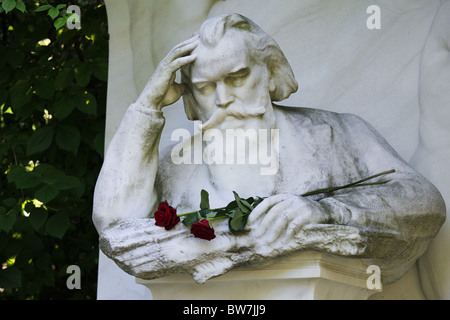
[136,251,380,300]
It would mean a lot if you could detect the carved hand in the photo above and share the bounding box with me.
[136,35,199,111]
[247,193,331,244]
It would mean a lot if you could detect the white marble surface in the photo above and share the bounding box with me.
[98,0,450,300]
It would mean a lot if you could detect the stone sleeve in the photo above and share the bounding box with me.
[93,102,165,234]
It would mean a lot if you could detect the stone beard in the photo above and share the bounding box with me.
[94,14,445,285]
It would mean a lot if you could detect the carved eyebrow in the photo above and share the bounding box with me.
[228,66,250,77]
[191,66,249,84]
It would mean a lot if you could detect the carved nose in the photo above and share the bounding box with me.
[215,83,234,108]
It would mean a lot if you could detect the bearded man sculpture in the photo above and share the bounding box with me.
[93,14,445,284]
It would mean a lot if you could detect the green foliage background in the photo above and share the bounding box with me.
[0,0,107,299]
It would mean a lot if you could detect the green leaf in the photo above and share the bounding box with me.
[53,95,76,119]
[206,211,218,219]
[93,57,108,81]
[200,189,210,210]
[182,212,199,227]
[33,163,64,182]
[34,78,55,100]
[56,4,66,10]
[233,191,250,214]
[228,208,249,233]
[34,4,52,12]
[47,7,59,19]
[76,91,97,116]
[56,175,81,190]
[29,207,48,231]
[26,126,55,156]
[45,211,70,239]
[3,197,17,207]
[7,166,41,189]
[10,80,31,108]
[54,17,67,30]
[35,184,60,203]
[93,131,105,156]
[33,163,81,190]
[198,208,209,218]
[56,124,81,154]
[15,0,25,13]
[0,266,22,289]
[55,68,73,90]
[0,207,16,232]
[74,63,92,87]
[2,0,16,13]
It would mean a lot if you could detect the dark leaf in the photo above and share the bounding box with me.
[228,208,249,233]
[74,63,92,87]
[93,57,108,81]
[93,131,105,156]
[26,126,55,156]
[233,191,250,214]
[45,211,70,239]
[10,80,31,108]
[35,184,60,203]
[28,207,48,231]
[55,68,73,90]
[7,166,41,189]
[34,78,55,100]
[200,189,209,210]
[53,95,76,119]
[75,91,97,116]
[0,267,22,289]
[56,124,81,154]
[0,207,16,232]
[56,175,81,190]
[182,212,199,227]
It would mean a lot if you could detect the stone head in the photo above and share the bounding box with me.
[181,13,298,124]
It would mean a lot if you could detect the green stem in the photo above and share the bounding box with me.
[177,205,228,218]
[206,216,228,222]
[177,169,396,218]
[177,211,197,217]
[300,169,395,197]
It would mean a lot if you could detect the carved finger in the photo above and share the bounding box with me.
[168,54,197,73]
[286,214,310,239]
[167,36,200,61]
[252,196,296,239]
[262,209,293,243]
[248,193,291,224]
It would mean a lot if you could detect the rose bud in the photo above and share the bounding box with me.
[190,219,216,241]
[154,201,180,230]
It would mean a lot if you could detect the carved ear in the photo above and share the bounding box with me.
[269,78,276,94]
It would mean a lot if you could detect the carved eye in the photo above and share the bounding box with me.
[225,68,250,87]
[195,82,216,95]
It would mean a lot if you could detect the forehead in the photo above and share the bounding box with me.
[190,34,250,83]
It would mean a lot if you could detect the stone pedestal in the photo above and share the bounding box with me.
[136,251,380,300]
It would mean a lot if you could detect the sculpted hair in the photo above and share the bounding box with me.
[181,13,298,121]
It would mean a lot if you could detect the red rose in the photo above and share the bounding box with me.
[154,201,180,230]
[190,219,216,241]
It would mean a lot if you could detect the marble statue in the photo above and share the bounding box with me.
[93,14,445,285]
